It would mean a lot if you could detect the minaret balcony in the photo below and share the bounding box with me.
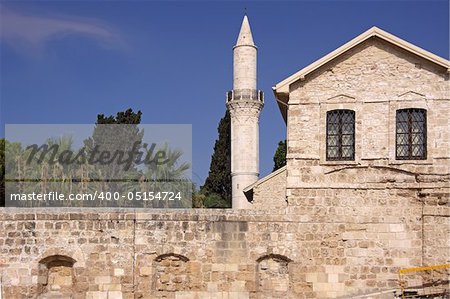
[226,89,264,103]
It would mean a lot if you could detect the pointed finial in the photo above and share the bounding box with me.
[235,14,255,46]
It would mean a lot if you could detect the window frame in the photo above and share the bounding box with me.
[326,109,356,161]
[395,108,427,160]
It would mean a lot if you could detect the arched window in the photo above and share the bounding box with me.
[326,109,355,161]
[396,108,427,160]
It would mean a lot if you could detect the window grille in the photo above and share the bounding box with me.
[326,110,355,161]
[396,108,427,160]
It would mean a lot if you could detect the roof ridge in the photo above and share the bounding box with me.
[274,26,450,94]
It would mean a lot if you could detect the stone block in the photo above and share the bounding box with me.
[95,276,112,284]
[107,291,123,299]
[225,264,238,272]
[207,282,218,292]
[139,267,152,277]
[86,291,108,299]
[389,224,404,232]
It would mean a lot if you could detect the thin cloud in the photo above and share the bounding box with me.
[0,7,125,51]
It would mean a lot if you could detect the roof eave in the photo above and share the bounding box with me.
[272,87,288,123]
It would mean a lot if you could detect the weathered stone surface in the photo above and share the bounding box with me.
[227,16,264,210]
[249,31,449,298]
[1,28,449,299]
[0,204,448,298]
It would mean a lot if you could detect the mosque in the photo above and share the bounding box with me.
[1,15,449,299]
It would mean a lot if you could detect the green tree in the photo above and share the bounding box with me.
[86,108,193,208]
[201,111,232,208]
[192,185,205,208]
[4,136,87,207]
[273,140,287,171]
[96,108,142,125]
[203,193,229,208]
[141,143,191,208]
[2,140,26,206]
[83,108,144,191]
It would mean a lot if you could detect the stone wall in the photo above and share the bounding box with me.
[274,35,450,297]
[0,209,303,299]
[422,195,449,267]
[251,167,287,209]
[287,37,449,163]
[0,204,448,298]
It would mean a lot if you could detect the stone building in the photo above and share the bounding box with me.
[246,24,450,297]
[0,16,449,299]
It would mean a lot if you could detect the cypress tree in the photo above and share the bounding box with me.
[201,111,232,207]
[273,140,287,171]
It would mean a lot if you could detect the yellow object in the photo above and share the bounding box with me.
[398,264,449,298]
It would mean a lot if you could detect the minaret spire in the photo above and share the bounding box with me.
[236,15,255,47]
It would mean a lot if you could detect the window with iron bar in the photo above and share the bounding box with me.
[396,108,427,160]
[326,109,355,161]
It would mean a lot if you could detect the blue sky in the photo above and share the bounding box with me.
[1,0,448,186]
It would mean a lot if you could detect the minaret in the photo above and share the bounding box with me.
[226,15,264,209]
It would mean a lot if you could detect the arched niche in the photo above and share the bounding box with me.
[37,255,76,298]
[256,254,292,295]
[153,253,189,292]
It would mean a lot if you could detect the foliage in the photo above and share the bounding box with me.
[84,108,144,183]
[96,108,142,125]
[141,143,191,208]
[273,140,287,171]
[2,109,193,208]
[203,192,230,208]
[201,111,232,208]
[192,187,205,208]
